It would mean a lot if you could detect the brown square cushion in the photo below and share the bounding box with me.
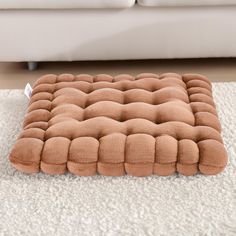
[9,73,227,176]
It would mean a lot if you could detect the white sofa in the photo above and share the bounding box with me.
[0,0,236,70]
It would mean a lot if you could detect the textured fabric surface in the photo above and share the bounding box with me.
[0,82,236,235]
[9,73,227,176]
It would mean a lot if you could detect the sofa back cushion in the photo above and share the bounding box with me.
[0,0,135,9]
[138,0,236,6]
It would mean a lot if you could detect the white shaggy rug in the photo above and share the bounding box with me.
[0,82,236,236]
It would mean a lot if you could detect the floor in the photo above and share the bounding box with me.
[0,58,236,89]
[1,59,236,235]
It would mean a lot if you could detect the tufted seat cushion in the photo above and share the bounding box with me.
[0,0,135,9]
[138,0,236,6]
[9,73,227,177]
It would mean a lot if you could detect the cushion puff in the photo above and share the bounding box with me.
[9,73,227,177]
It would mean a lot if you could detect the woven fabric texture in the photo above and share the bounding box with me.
[9,73,227,176]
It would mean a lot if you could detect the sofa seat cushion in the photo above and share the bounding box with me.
[0,0,135,9]
[138,0,236,6]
